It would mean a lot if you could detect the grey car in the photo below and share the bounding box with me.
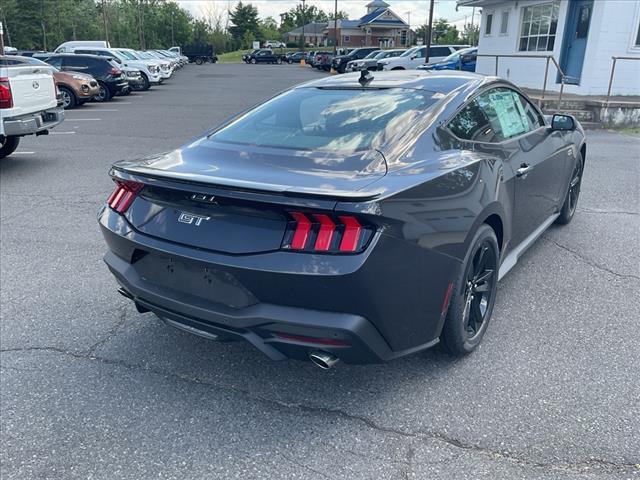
[99,71,586,368]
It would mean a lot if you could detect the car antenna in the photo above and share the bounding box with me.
[359,69,374,87]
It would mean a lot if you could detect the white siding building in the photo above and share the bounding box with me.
[458,0,640,96]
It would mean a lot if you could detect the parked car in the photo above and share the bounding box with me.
[264,41,285,48]
[417,47,478,72]
[0,56,64,158]
[285,52,305,64]
[71,47,162,89]
[15,55,99,108]
[346,49,405,72]
[331,47,380,73]
[43,54,128,102]
[181,43,218,65]
[54,40,110,53]
[378,45,470,70]
[97,70,587,368]
[313,51,333,71]
[305,51,318,67]
[246,49,283,64]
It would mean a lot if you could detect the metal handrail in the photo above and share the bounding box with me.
[606,56,640,106]
[476,53,567,108]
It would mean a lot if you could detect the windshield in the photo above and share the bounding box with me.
[118,50,137,60]
[400,47,419,58]
[364,51,381,59]
[442,48,474,63]
[210,87,439,154]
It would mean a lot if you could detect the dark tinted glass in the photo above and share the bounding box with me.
[575,4,591,39]
[46,56,63,68]
[211,87,439,153]
[430,47,451,57]
[449,87,539,142]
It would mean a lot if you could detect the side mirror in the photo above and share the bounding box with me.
[411,54,417,60]
[460,54,473,63]
[551,114,576,131]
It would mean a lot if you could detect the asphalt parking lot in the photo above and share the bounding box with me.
[1,64,639,480]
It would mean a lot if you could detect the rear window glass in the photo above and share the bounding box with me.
[210,87,439,153]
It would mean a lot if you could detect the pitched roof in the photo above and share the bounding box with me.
[359,8,408,26]
[286,22,328,36]
[366,0,390,8]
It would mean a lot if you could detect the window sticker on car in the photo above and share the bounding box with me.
[485,90,528,139]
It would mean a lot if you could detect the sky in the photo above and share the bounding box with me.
[176,0,480,30]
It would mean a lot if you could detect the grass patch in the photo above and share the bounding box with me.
[618,127,640,136]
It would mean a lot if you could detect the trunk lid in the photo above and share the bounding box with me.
[112,139,386,255]
[4,65,57,116]
[114,138,387,200]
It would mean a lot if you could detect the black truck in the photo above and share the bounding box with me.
[181,44,218,65]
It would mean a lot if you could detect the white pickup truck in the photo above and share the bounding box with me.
[1,59,65,158]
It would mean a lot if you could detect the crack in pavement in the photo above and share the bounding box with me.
[277,452,332,480]
[541,236,640,281]
[1,346,638,476]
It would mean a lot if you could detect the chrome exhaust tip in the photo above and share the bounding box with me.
[309,351,339,370]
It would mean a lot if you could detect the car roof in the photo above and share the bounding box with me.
[299,70,489,94]
[48,53,108,60]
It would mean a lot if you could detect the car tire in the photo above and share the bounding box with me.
[250,58,257,64]
[555,152,584,225]
[195,57,203,65]
[440,224,500,356]
[276,57,282,64]
[0,136,20,159]
[136,73,150,91]
[391,67,405,70]
[94,82,112,102]
[59,86,76,109]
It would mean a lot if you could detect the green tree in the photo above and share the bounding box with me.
[279,4,334,34]
[461,22,479,46]
[228,2,260,42]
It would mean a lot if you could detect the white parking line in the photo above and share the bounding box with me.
[50,131,77,135]
[66,118,102,121]
[13,151,35,155]
[70,109,118,112]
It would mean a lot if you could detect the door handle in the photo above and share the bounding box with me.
[516,164,533,178]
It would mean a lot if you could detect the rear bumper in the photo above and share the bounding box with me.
[2,107,65,137]
[99,206,459,364]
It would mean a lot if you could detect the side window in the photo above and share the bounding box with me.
[448,87,540,143]
[46,57,63,69]
[448,100,500,143]
[430,47,451,57]
[511,91,545,130]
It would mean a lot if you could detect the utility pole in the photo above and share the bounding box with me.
[0,22,5,53]
[470,7,476,46]
[102,0,110,44]
[333,0,338,55]
[301,0,306,52]
[425,0,435,64]
[405,11,411,45]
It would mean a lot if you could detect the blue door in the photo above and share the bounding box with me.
[560,0,593,85]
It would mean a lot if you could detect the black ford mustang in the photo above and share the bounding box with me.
[99,71,586,368]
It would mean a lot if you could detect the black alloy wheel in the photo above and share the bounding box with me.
[94,82,112,102]
[556,153,584,225]
[440,225,499,356]
[59,86,76,109]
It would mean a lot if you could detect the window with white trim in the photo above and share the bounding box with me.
[500,10,509,35]
[635,19,640,47]
[343,35,351,43]
[519,1,560,52]
[485,12,494,35]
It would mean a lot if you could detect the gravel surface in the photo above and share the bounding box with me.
[1,64,639,480]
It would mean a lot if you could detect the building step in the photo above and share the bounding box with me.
[542,108,595,122]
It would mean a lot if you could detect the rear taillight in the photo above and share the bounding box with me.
[108,67,122,76]
[107,180,143,213]
[283,212,371,254]
[0,77,13,109]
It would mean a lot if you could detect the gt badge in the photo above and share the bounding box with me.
[178,212,210,226]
